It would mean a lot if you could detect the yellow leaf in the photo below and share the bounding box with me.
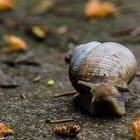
[131,117,140,140]
[32,26,46,39]
[32,0,54,14]
[0,123,14,137]
[85,0,117,18]
[0,0,14,11]
[2,35,27,53]
[47,80,55,87]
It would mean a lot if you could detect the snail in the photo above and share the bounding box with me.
[69,41,137,116]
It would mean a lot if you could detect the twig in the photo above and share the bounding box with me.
[33,75,42,82]
[46,118,74,123]
[54,90,77,97]
[111,27,134,37]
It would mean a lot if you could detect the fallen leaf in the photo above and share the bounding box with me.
[85,0,117,18]
[0,123,14,137]
[2,35,27,53]
[33,75,42,82]
[14,52,33,63]
[47,80,55,87]
[53,124,81,137]
[25,26,48,41]
[2,52,41,67]
[0,0,14,11]
[31,26,46,40]
[131,117,140,140]
[32,0,54,14]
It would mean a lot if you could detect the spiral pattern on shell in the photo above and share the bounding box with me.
[69,42,137,93]
[69,41,137,116]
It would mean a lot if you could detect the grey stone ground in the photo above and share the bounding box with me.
[0,0,140,139]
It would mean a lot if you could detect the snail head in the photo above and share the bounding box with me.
[78,80,129,101]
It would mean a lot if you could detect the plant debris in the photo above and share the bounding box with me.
[32,0,55,14]
[131,117,140,140]
[56,26,69,36]
[31,26,46,40]
[47,80,55,87]
[53,124,81,137]
[0,0,14,11]
[13,52,33,63]
[111,28,134,37]
[131,27,140,37]
[33,75,42,82]
[2,35,27,53]
[2,52,41,67]
[85,0,117,19]
[54,90,77,97]
[25,26,47,41]
[0,123,14,137]
[20,93,26,100]
[111,26,140,38]
[46,118,74,123]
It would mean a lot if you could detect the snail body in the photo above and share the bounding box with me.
[69,42,137,116]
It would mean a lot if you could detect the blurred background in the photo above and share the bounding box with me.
[0,0,140,139]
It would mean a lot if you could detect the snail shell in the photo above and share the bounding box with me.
[69,42,137,116]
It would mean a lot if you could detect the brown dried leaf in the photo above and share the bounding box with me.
[0,123,14,137]
[0,0,14,11]
[131,117,140,140]
[53,124,81,137]
[85,0,117,18]
[2,35,27,53]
